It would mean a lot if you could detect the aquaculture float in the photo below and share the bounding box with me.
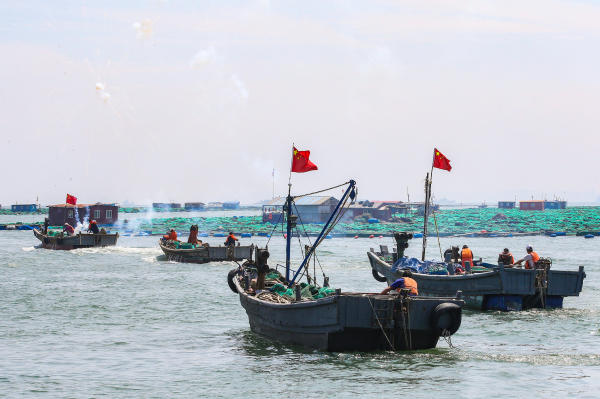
[368,233,586,311]
[33,228,119,250]
[229,179,464,351]
[159,240,255,264]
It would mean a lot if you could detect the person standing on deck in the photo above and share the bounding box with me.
[63,223,75,236]
[460,245,474,267]
[88,220,100,234]
[187,225,202,245]
[513,245,540,269]
[379,270,418,296]
[498,248,514,266]
[224,232,238,246]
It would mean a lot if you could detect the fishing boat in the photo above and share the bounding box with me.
[33,227,119,250]
[229,180,465,351]
[367,172,585,311]
[159,240,254,264]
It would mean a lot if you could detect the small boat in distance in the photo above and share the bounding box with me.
[34,227,119,250]
[159,240,254,264]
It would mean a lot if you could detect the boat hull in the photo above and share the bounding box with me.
[34,229,119,250]
[368,251,586,311]
[235,277,463,352]
[159,241,254,264]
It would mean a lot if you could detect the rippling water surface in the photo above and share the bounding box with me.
[1,222,599,398]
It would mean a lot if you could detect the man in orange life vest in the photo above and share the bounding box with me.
[225,232,238,246]
[163,228,178,241]
[498,248,514,266]
[513,245,540,269]
[379,270,418,296]
[460,245,474,268]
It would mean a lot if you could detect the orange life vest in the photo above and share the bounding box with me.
[396,277,418,296]
[526,251,540,269]
[461,248,473,262]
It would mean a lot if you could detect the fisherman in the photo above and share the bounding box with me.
[88,220,100,234]
[513,245,540,269]
[63,223,75,236]
[460,245,474,268]
[187,225,202,245]
[224,231,238,246]
[379,270,418,296]
[498,248,514,266]
[163,228,178,241]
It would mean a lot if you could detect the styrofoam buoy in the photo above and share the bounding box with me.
[585,234,594,239]
[550,234,557,237]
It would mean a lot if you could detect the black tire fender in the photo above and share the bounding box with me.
[227,268,239,293]
[372,267,388,282]
[431,303,462,336]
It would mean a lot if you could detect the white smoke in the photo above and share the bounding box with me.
[220,74,249,106]
[189,46,218,68]
[95,82,111,103]
[133,19,155,38]
[230,75,249,100]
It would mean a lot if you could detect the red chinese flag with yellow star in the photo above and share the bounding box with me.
[433,148,452,171]
[66,194,77,205]
[291,147,318,173]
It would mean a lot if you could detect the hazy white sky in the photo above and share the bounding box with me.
[2,0,600,206]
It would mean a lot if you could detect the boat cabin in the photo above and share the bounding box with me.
[48,203,119,226]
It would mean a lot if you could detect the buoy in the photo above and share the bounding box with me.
[284,234,287,238]
[369,235,374,238]
[354,235,359,239]
[241,233,252,238]
[379,235,383,238]
[550,234,557,237]
[585,234,594,239]
[413,233,423,238]
[325,235,333,239]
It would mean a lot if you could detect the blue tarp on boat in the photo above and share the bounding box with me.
[391,257,448,274]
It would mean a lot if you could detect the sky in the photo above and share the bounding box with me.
[1,0,600,206]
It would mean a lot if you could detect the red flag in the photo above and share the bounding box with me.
[291,147,318,173]
[433,148,452,171]
[66,194,77,205]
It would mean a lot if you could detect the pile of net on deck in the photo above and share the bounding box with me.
[163,240,203,250]
[392,256,457,275]
[47,230,62,237]
[270,282,336,300]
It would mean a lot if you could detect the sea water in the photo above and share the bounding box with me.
[1,223,599,398]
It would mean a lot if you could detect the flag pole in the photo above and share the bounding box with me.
[421,151,435,261]
[285,144,294,282]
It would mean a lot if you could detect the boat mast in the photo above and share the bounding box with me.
[421,173,431,261]
[288,180,356,287]
[285,183,293,282]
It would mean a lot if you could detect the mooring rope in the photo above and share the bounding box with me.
[367,296,395,351]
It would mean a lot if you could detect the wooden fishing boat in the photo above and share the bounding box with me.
[159,240,254,264]
[229,180,465,351]
[33,228,119,250]
[368,238,586,311]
